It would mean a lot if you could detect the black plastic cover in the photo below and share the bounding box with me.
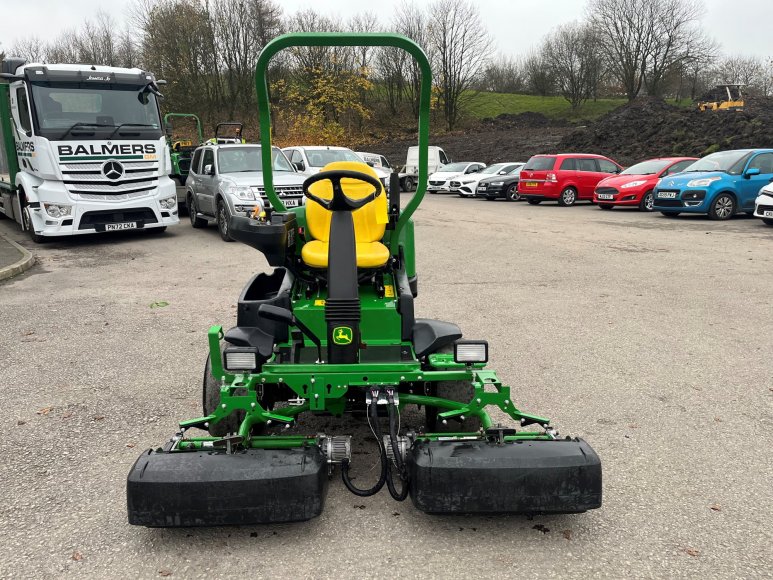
[237,268,294,341]
[229,214,297,267]
[408,438,602,514]
[127,446,328,527]
[412,319,462,357]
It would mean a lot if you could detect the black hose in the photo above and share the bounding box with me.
[385,403,410,501]
[341,400,388,497]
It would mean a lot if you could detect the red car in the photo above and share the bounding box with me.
[593,157,698,211]
[518,153,623,206]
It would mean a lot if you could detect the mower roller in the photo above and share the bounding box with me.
[127,32,602,527]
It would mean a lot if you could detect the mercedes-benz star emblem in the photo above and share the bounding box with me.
[102,160,124,181]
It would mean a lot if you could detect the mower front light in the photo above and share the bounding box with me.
[223,347,258,371]
[454,340,488,364]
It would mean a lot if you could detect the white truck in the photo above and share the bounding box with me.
[0,58,179,242]
[401,145,451,192]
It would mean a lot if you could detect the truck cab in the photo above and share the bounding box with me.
[0,59,178,241]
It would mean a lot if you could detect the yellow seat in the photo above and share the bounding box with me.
[301,161,390,269]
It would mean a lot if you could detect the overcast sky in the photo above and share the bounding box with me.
[1,0,771,58]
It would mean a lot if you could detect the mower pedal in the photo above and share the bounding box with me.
[408,438,601,515]
[127,446,328,527]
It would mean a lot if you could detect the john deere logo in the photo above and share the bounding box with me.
[333,326,353,345]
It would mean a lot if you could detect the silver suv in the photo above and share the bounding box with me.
[186,144,305,241]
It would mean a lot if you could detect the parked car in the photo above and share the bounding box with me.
[753,182,773,226]
[186,144,305,241]
[428,162,485,193]
[403,145,451,191]
[593,157,697,211]
[283,145,390,191]
[453,162,524,197]
[476,164,526,201]
[518,154,622,206]
[652,149,773,220]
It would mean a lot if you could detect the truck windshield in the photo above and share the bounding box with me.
[29,82,163,140]
[683,150,753,174]
[217,147,294,173]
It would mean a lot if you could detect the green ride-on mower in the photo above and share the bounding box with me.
[206,121,246,144]
[127,33,602,527]
[164,113,204,187]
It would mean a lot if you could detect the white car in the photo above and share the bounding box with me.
[427,162,485,194]
[453,162,525,197]
[753,182,773,225]
[283,145,391,191]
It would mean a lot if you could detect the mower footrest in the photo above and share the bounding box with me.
[127,447,328,527]
[408,439,601,514]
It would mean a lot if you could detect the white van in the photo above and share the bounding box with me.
[403,146,451,191]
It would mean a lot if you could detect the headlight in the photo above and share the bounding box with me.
[453,340,488,364]
[43,203,72,218]
[225,185,255,200]
[687,176,721,187]
[620,180,646,189]
[158,196,177,210]
[223,347,258,371]
[490,181,504,186]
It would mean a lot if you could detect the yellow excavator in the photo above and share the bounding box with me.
[698,84,745,111]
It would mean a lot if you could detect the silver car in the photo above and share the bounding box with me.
[185,144,305,241]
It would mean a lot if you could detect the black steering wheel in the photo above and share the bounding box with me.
[303,169,383,212]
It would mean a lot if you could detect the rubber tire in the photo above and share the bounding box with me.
[506,183,520,201]
[217,199,233,242]
[639,190,654,212]
[202,354,242,437]
[22,205,45,244]
[188,195,207,228]
[708,193,736,221]
[661,211,681,217]
[527,198,541,205]
[557,187,577,207]
[402,176,414,192]
[599,204,614,210]
[763,218,773,226]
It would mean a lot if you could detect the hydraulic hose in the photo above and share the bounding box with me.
[341,400,388,497]
[385,402,410,501]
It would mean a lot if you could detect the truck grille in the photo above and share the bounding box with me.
[61,159,159,198]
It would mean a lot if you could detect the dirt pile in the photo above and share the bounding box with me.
[558,96,773,165]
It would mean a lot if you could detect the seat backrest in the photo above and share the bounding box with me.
[306,161,388,243]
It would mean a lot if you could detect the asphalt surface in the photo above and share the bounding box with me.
[1,197,771,579]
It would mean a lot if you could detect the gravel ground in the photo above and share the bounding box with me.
[1,197,771,579]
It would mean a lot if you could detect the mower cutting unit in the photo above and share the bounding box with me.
[127,33,602,527]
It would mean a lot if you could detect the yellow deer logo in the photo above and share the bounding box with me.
[333,326,353,345]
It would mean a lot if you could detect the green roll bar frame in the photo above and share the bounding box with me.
[163,113,204,144]
[255,32,431,249]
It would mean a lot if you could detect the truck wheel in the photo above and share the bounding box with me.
[188,195,207,228]
[425,381,482,433]
[506,184,520,201]
[22,205,45,244]
[527,198,541,205]
[708,193,735,220]
[217,199,233,242]
[639,190,654,212]
[402,176,414,192]
[557,187,577,206]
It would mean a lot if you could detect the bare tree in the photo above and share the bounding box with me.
[476,55,526,93]
[543,22,602,111]
[713,55,767,94]
[393,1,432,119]
[523,49,555,96]
[427,0,491,130]
[9,36,47,62]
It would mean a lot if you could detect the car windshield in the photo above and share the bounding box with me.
[217,147,293,173]
[683,150,753,174]
[523,156,556,171]
[621,159,672,175]
[306,148,362,167]
[29,82,162,140]
[480,163,509,174]
[438,162,468,172]
[508,164,524,174]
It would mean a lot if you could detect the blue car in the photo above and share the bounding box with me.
[653,149,773,220]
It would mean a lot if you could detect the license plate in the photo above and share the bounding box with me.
[105,222,137,231]
[477,186,486,191]
[524,182,538,187]
[284,198,300,207]
[764,210,773,218]
[657,191,677,199]
[597,193,614,200]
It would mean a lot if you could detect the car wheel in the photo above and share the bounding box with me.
[639,190,655,212]
[660,211,681,217]
[402,176,414,192]
[763,218,773,226]
[599,204,614,210]
[217,199,233,242]
[188,195,207,228]
[527,198,541,205]
[708,193,735,220]
[557,187,577,206]
[22,204,45,244]
[506,184,520,201]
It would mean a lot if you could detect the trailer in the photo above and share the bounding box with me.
[0,58,179,242]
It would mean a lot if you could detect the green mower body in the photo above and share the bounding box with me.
[128,33,602,527]
[164,113,203,203]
